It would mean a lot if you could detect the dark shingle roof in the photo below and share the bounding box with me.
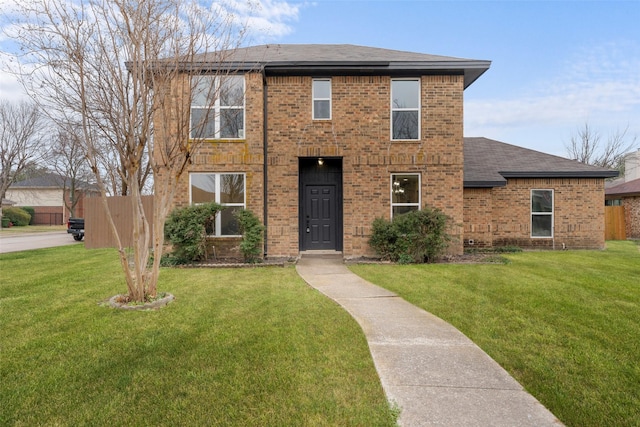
[192,44,491,89]
[605,177,640,196]
[10,173,99,191]
[464,137,619,187]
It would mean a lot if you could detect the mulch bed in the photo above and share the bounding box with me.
[174,252,502,268]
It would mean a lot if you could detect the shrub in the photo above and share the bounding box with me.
[369,206,451,263]
[164,202,224,264]
[3,207,32,227]
[234,209,265,263]
[22,206,35,224]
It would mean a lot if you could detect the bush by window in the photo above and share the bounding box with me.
[369,205,451,263]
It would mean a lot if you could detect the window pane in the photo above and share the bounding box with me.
[220,76,244,107]
[532,215,552,237]
[192,76,215,106]
[191,108,216,139]
[532,190,553,213]
[392,174,419,204]
[221,206,242,235]
[220,109,244,138]
[191,174,216,203]
[392,111,419,140]
[220,174,244,204]
[393,205,419,217]
[314,100,330,119]
[313,80,331,99]
[392,80,419,109]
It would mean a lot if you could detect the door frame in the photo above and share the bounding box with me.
[298,157,343,251]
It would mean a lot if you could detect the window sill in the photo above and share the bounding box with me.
[190,139,247,143]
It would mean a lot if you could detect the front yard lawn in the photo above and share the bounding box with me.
[0,246,396,426]
[350,241,640,427]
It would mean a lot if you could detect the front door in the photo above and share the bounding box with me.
[299,157,343,251]
[303,185,336,250]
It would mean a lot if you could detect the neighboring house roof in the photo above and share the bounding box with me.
[10,173,99,192]
[191,44,491,89]
[605,177,640,197]
[464,137,619,188]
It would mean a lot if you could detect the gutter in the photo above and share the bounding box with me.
[499,171,620,179]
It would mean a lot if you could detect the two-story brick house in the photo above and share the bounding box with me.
[164,44,616,259]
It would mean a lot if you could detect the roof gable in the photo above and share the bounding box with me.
[464,137,619,187]
[192,44,491,89]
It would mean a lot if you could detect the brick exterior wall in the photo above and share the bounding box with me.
[622,195,640,238]
[166,72,465,258]
[171,73,265,227]
[464,178,606,249]
[265,74,464,257]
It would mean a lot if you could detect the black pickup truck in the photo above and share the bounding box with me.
[67,218,85,241]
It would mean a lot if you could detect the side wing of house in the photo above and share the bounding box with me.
[463,137,618,249]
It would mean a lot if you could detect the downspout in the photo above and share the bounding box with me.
[261,65,268,258]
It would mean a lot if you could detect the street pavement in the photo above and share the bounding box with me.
[0,231,80,254]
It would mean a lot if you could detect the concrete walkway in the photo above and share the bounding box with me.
[296,253,563,426]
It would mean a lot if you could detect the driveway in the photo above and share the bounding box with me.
[0,231,80,254]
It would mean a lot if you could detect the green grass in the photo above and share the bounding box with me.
[350,241,640,427]
[0,245,397,426]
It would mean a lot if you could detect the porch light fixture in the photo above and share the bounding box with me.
[318,157,324,166]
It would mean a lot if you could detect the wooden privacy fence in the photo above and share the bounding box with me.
[605,206,626,240]
[85,195,155,249]
[32,212,63,226]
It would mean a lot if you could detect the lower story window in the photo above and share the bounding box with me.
[190,173,245,236]
[391,174,420,218]
[531,189,553,237]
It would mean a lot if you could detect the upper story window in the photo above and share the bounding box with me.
[531,189,553,238]
[190,172,246,236]
[391,79,420,140]
[312,79,331,120]
[190,75,245,140]
[391,173,421,218]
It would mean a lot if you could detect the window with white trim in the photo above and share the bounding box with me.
[190,75,245,139]
[391,79,420,140]
[312,79,331,120]
[531,189,553,237]
[391,174,421,217]
[190,173,246,236]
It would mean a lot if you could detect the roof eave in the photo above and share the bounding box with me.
[500,171,620,179]
[188,60,491,88]
[606,191,640,197]
[463,180,507,188]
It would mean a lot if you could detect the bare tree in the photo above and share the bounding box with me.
[12,0,244,301]
[49,128,93,218]
[566,123,637,171]
[0,100,46,221]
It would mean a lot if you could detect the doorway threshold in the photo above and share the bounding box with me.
[299,250,343,258]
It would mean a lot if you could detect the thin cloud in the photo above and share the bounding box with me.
[224,0,304,39]
[466,40,640,131]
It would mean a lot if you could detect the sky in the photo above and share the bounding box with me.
[1,0,639,157]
